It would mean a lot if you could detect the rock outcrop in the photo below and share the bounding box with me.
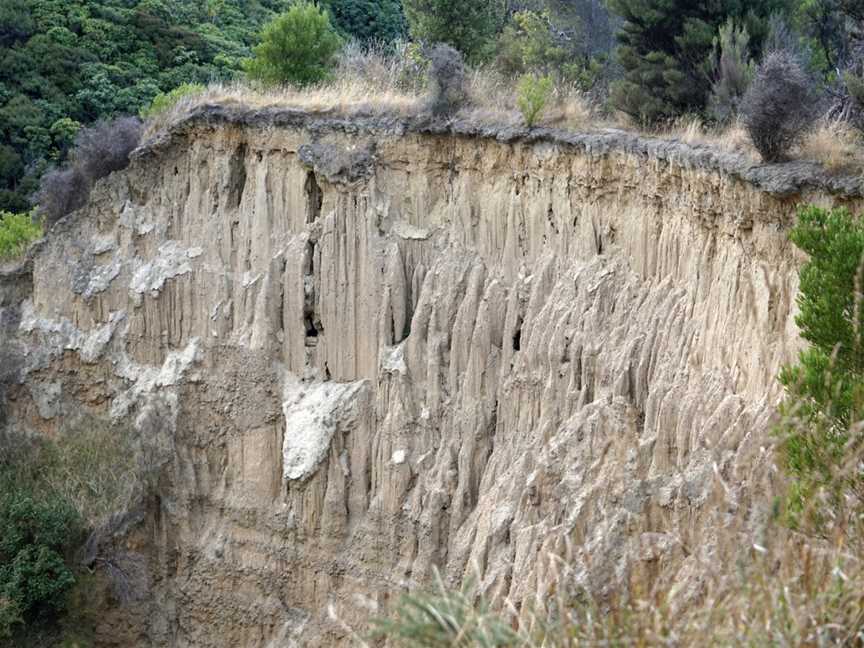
[1,112,861,646]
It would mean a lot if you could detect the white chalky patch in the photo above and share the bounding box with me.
[391,449,407,465]
[129,241,203,295]
[20,301,126,363]
[281,377,364,481]
[83,255,122,298]
[111,339,200,418]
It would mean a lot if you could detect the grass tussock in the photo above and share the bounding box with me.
[799,120,864,172]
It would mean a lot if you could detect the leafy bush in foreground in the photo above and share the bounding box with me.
[776,205,864,525]
[741,51,820,162]
[0,486,82,640]
[244,2,343,87]
[0,212,42,260]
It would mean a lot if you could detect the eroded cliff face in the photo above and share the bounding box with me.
[1,115,861,646]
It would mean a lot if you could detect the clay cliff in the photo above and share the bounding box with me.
[1,109,861,646]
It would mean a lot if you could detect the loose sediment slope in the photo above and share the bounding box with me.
[1,110,861,646]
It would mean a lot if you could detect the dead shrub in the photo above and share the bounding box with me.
[34,117,143,225]
[71,117,143,183]
[740,51,821,162]
[427,43,467,117]
[34,167,90,225]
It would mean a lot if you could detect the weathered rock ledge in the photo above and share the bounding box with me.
[140,104,864,198]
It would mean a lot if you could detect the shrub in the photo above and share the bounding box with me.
[322,0,406,44]
[71,117,143,184]
[0,211,42,260]
[0,486,82,639]
[708,19,755,123]
[403,0,506,64]
[427,44,466,117]
[34,167,89,226]
[740,51,820,162]
[139,83,206,120]
[34,117,143,225]
[496,10,566,76]
[776,205,864,525]
[244,2,343,87]
[517,74,554,127]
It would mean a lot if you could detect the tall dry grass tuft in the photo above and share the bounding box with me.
[799,120,864,172]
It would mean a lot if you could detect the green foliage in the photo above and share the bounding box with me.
[372,574,522,647]
[322,0,406,44]
[607,0,783,124]
[139,82,205,119]
[708,19,755,123]
[496,8,606,93]
[402,0,506,64]
[497,11,567,76]
[244,2,342,87]
[777,205,864,524]
[517,73,554,127]
[0,0,290,212]
[0,485,82,640]
[0,211,42,260]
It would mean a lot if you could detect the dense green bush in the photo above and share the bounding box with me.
[0,211,42,260]
[0,0,290,214]
[776,205,864,524]
[517,74,554,127]
[0,486,82,640]
[322,0,406,44]
[139,83,206,120]
[402,0,506,63]
[244,2,343,86]
[607,0,779,124]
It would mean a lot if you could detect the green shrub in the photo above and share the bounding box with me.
[402,0,506,64]
[139,83,206,120]
[0,211,42,260]
[776,205,864,525]
[0,487,82,639]
[516,74,554,127]
[372,573,521,647]
[244,2,343,87]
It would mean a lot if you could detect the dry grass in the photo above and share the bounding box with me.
[662,115,757,157]
[141,45,862,176]
[799,120,864,172]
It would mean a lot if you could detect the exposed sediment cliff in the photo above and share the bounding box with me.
[1,111,861,646]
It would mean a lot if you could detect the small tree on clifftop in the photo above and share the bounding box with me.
[402,0,506,63]
[244,2,343,87]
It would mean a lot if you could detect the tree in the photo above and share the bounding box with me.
[402,0,506,63]
[708,19,755,122]
[777,206,864,524]
[322,0,406,44]
[607,0,782,124]
[244,1,343,86]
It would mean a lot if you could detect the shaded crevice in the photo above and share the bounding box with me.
[303,240,323,346]
[512,327,522,352]
[227,143,247,209]
[305,171,323,224]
